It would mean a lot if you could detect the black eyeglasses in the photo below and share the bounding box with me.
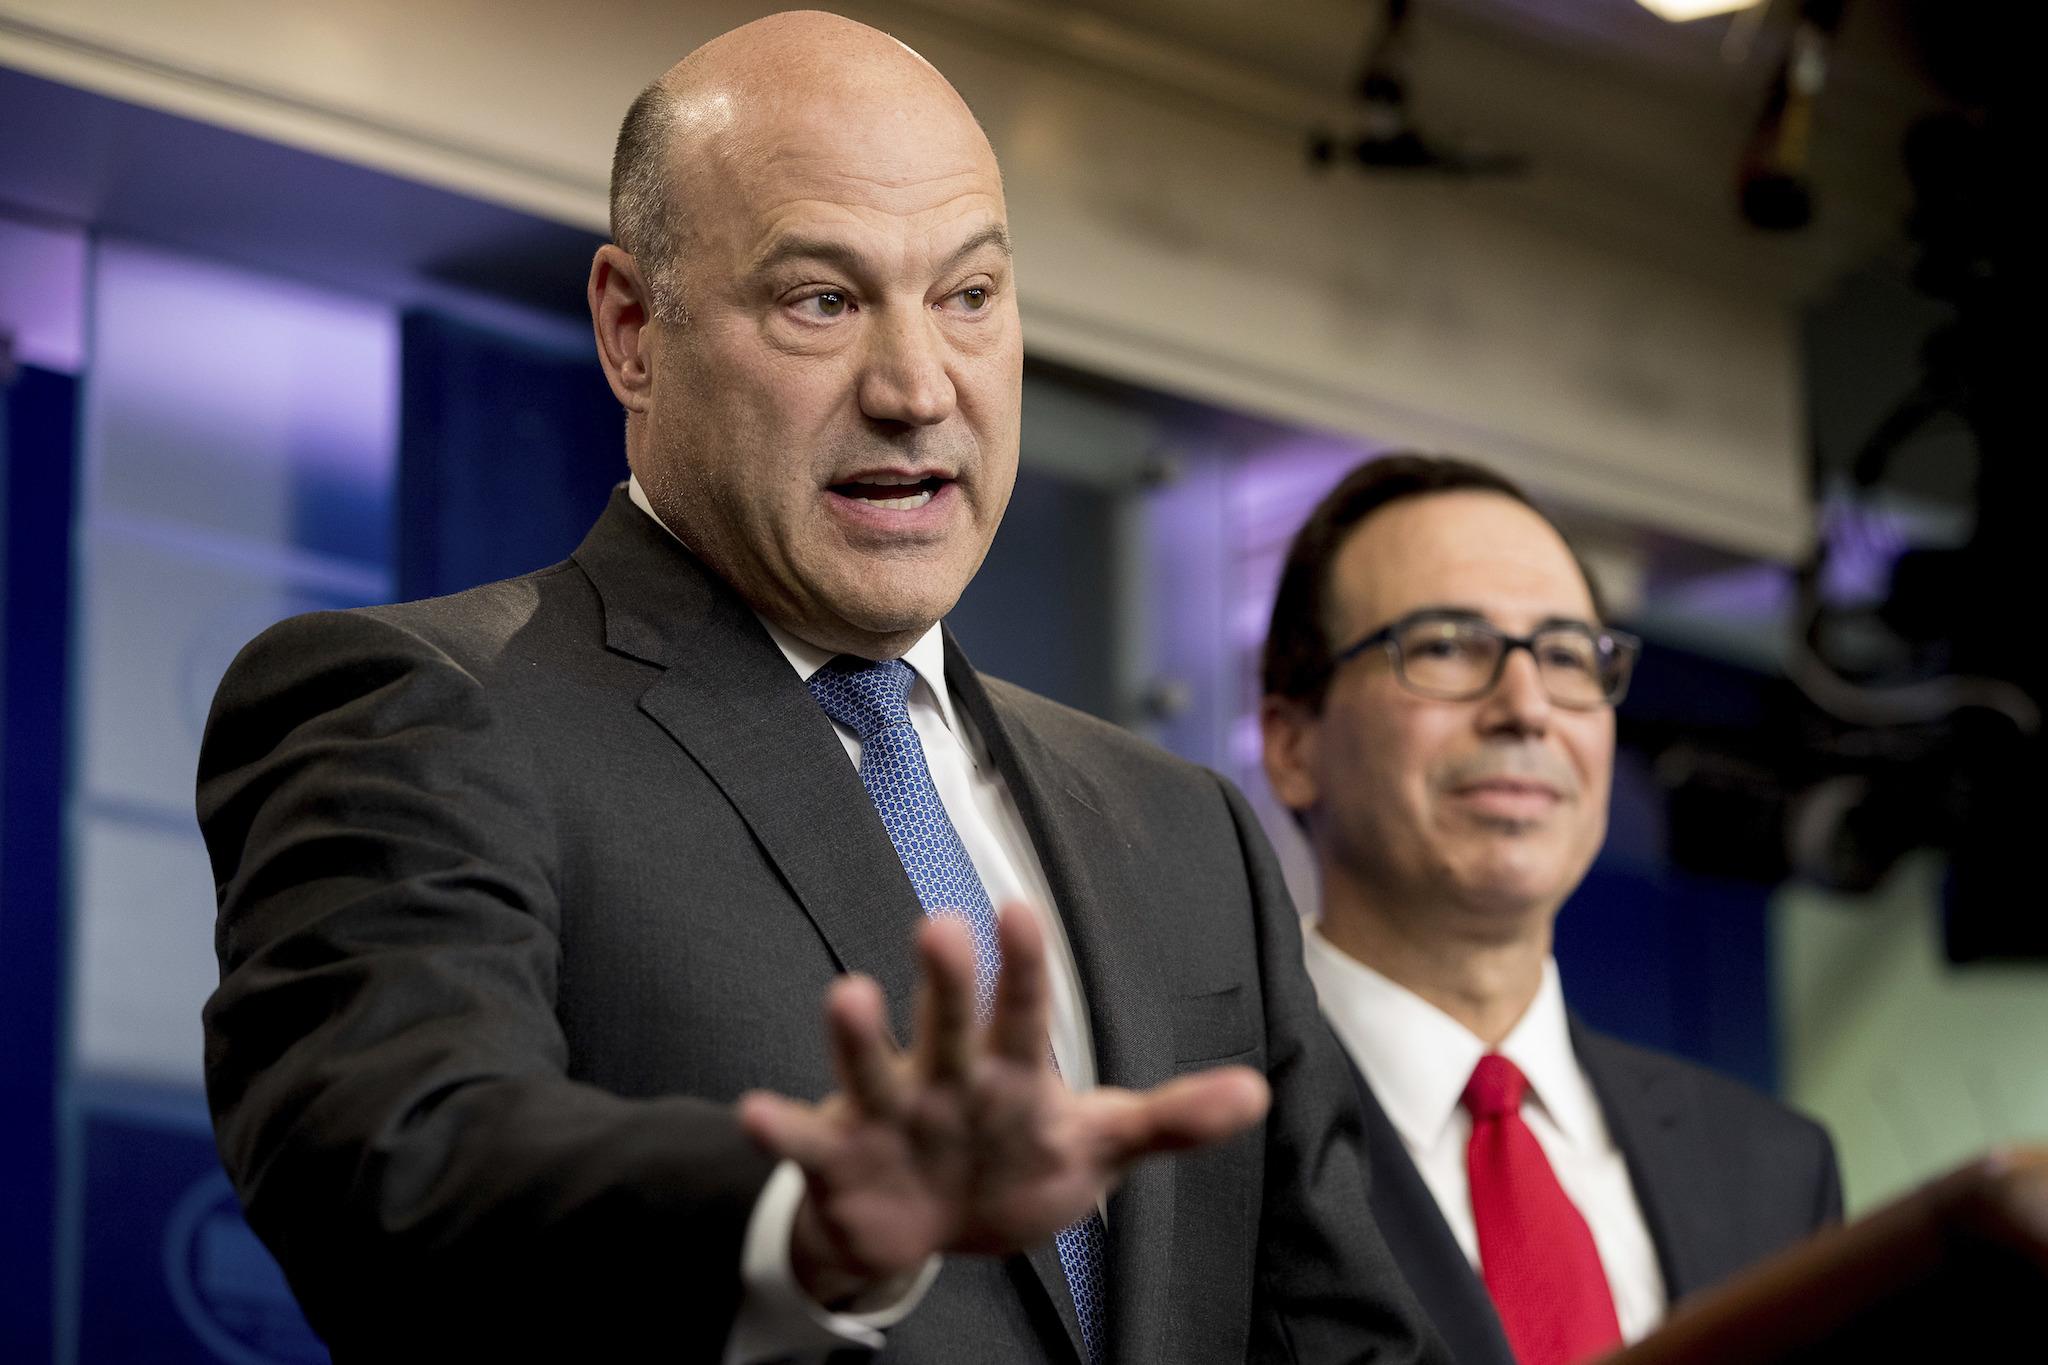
[1329,610,1641,709]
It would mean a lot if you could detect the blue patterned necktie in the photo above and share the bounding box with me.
[807,655,1108,1364]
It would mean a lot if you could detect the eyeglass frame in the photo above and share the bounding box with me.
[1326,608,1642,709]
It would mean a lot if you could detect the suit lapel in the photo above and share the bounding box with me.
[1571,1019,1708,1302]
[1349,1061,1517,1365]
[573,492,927,1041]
[947,637,1174,1365]
[574,501,1155,1359]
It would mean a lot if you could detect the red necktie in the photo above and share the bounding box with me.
[1462,1053,1623,1365]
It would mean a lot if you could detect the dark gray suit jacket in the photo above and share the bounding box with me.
[1348,1020,1841,1365]
[199,489,1445,1364]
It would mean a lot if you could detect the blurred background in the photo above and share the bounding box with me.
[0,0,2034,1359]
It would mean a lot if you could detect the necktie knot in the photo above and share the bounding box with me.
[1462,1052,1528,1120]
[807,656,916,739]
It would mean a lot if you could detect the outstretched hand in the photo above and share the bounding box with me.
[737,905,1270,1306]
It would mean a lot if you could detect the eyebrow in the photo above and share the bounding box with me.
[1398,606,1602,632]
[747,223,1013,279]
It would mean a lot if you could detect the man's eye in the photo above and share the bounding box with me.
[1408,634,1468,660]
[957,286,988,310]
[1540,641,1597,672]
[800,292,849,319]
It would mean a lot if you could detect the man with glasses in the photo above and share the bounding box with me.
[1260,455,1840,1365]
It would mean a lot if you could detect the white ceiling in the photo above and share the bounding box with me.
[888,0,1947,298]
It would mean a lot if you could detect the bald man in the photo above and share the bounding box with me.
[198,13,1442,1364]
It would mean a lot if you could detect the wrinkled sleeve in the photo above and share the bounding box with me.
[199,609,772,1358]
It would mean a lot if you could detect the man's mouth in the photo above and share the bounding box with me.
[1455,779,1560,798]
[1449,779,1564,822]
[828,473,948,510]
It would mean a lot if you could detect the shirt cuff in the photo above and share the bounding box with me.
[722,1159,942,1365]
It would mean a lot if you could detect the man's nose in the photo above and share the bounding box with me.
[1476,644,1552,735]
[858,306,957,427]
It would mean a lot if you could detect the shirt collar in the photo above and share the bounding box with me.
[757,617,959,738]
[1303,930,1602,1152]
[1303,927,1483,1153]
[1499,957,1606,1150]
[626,474,961,737]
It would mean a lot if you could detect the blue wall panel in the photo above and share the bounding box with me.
[398,311,623,599]
[73,1093,325,1365]
[56,238,395,1362]
[1556,864,1775,1093]
[1,364,78,1364]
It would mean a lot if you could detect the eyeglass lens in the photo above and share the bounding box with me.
[1393,618,1618,706]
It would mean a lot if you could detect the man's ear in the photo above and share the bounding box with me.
[589,244,656,412]
[1258,694,1323,818]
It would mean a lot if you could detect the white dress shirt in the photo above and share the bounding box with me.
[1301,928,1668,1344]
[625,479,1097,1362]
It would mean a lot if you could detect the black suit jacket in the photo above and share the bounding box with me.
[1348,1018,1840,1365]
[198,489,1445,1364]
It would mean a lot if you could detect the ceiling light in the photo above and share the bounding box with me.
[1635,0,1765,20]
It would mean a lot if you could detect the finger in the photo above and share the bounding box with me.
[987,904,1051,1066]
[913,914,981,1086]
[737,1089,839,1169]
[1082,1065,1271,1168]
[825,974,907,1118]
